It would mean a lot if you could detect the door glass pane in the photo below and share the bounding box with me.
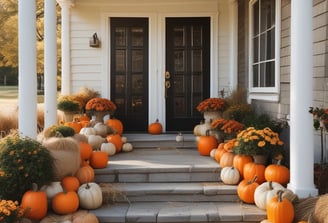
[132,74,143,94]
[192,26,202,46]
[174,97,185,115]
[173,27,185,47]
[131,96,143,112]
[131,27,144,46]
[115,50,126,72]
[115,28,126,46]
[115,75,125,94]
[174,76,184,93]
[174,51,184,72]
[192,74,202,92]
[132,50,143,72]
[192,50,202,72]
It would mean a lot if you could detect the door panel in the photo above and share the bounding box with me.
[166,17,210,131]
[110,18,149,132]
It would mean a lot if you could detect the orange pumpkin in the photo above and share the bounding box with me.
[79,142,93,161]
[75,165,95,184]
[197,133,218,156]
[243,162,266,184]
[237,176,259,204]
[90,151,109,169]
[219,152,235,168]
[106,134,123,153]
[106,118,124,135]
[148,119,163,134]
[79,114,91,122]
[21,185,48,220]
[64,121,82,134]
[52,191,79,215]
[61,176,80,192]
[233,154,253,178]
[265,160,290,185]
[267,190,294,223]
[214,143,227,162]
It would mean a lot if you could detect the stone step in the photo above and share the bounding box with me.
[94,148,220,183]
[90,201,266,223]
[99,182,239,203]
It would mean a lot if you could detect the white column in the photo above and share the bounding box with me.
[18,0,37,138]
[288,0,318,198]
[229,0,238,91]
[57,0,74,95]
[44,0,58,129]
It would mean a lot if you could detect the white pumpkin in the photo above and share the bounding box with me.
[40,181,63,199]
[78,182,103,210]
[254,181,285,210]
[122,143,133,152]
[93,122,110,137]
[220,166,240,185]
[100,142,116,156]
[176,132,184,142]
[79,127,96,136]
[198,122,211,136]
[210,148,217,158]
[121,136,128,143]
[88,135,106,150]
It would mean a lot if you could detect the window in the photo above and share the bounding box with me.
[249,0,280,101]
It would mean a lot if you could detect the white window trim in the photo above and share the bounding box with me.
[248,0,281,102]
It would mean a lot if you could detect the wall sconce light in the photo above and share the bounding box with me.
[89,33,100,48]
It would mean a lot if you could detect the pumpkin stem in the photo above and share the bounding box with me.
[248,175,258,184]
[277,159,282,165]
[276,190,284,202]
[86,183,91,189]
[32,182,38,192]
[268,181,273,190]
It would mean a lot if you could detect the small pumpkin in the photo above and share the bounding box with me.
[52,191,79,215]
[78,183,103,210]
[79,127,96,136]
[106,118,124,135]
[266,190,295,223]
[64,121,82,134]
[148,119,163,134]
[237,176,259,204]
[100,142,116,156]
[122,143,133,152]
[106,133,123,153]
[61,176,80,192]
[94,122,112,137]
[265,160,290,185]
[220,166,240,185]
[88,135,106,150]
[214,143,227,162]
[233,154,253,178]
[219,152,235,168]
[254,181,285,210]
[197,130,218,156]
[243,162,266,184]
[21,184,48,220]
[90,151,109,169]
[40,181,64,200]
[210,148,217,158]
[73,212,99,223]
[121,136,128,143]
[176,132,184,142]
[79,142,93,161]
[75,165,95,184]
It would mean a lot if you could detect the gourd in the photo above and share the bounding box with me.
[78,183,103,210]
[52,191,79,215]
[75,165,95,184]
[233,154,253,178]
[266,190,294,223]
[106,118,124,135]
[219,152,235,168]
[61,176,80,192]
[148,119,163,134]
[73,212,99,223]
[237,176,259,204]
[106,133,123,153]
[21,184,48,220]
[88,135,106,150]
[40,181,64,200]
[197,130,218,156]
[220,166,240,185]
[265,160,290,185]
[100,142,116,156]
[254,181,285,210]
[122,143,133,152]
[243,162,266,184]
[90,151,108,169]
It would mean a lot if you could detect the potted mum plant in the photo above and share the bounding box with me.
[196,97,229,123]
[57,95,82,122]
[211,118,245,141]
[85,97,117,122]
[233,127,285,164]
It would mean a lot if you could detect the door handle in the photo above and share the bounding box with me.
[165,71,171,98]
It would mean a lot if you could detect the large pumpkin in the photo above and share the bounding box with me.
[106,133,123,153]
[90,151,109,169]
[21,185,48,220]
[197,132,218,156]
[75,165,95,184]
[233,154,253,178]
[243,162,266,184]
[78,183,103,210]
[148,119,163,134]
[106,118,124,135]
[52,191,79,215]
[266,190,294,223]
[265,160,290,185]
[237,176,259,204]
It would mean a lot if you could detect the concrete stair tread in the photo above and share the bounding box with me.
[90,201,266,223]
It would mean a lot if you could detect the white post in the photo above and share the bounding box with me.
[44,0,58,129]
[229,0,238,91]
[288,0,318,198]
[18,0,37,138]
[57,0,74,95]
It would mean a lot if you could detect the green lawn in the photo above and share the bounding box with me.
[0,86,44,103]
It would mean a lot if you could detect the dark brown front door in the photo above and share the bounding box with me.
[165,17,210,131]
[110,18,149,132]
